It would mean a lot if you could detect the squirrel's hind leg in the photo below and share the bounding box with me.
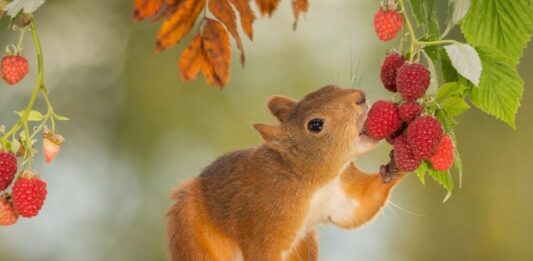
[166,179,239,261]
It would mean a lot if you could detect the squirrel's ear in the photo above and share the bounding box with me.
[253,123,282,142]
[267,96,296,122]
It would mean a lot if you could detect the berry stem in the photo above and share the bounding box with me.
[41,86,56,132]
[417,39,461,46]
[16,29,26,55]
[398,0,417,62]
[397,0,459,62]
[19,21,44,169]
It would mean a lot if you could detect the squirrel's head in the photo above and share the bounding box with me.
[254,85,377,171]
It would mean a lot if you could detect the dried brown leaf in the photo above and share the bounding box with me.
[292,0,308,29]
[201,19,231,88]
[133,0,164,21]
[209,0,245,65]
[255,0,280,17]
[155,0,205,51]
[178,34,206,81]
[229,0,256,40]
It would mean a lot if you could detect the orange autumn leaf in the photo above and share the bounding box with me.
[255,0,280,17]
[209,0,245,65]
[292,0,308,29]
[178,33,206,81]
[133,0,164,21]
[202,19,231,88]
[156,0,205,51]
[229,0,256,40]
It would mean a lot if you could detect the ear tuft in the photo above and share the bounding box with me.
[267,96,296,122]
[253,123,281,142]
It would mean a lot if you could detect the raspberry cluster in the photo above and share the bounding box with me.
[0,151,48,226]
[364,52,455,177]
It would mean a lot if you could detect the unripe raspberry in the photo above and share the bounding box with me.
[43,131,65,164]
[12,171,47,218]
[380,52,405,92]
[0,195,18,226]
[374,3,403,41]
[429,135,455,171]
[364,100,402,140]
[406,116,444,160]
[396,63,430,101]
[1,55,29,85]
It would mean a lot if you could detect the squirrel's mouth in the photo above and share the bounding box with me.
[357,106,369,136]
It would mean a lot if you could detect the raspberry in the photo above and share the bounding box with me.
[398,101,423,123]
[429,135,455,171]
[386,122,407,144]
[393,135,421,172]
[364,100,402,140]
[43,131,65,164]
[0,195,18,226]
[380,52,405,92]
[396,63,430,101]
[1,55,29,85]
[0,151,17,191]
[406,116,444,160]
[12,172,47,218]
[374,7,403,41]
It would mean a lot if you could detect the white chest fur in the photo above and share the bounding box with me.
[281,171,360,260]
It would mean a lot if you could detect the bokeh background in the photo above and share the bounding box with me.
[1,0,532,260]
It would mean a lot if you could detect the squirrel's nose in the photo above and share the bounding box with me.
[355,91,366,105]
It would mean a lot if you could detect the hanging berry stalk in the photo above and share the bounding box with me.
[0,3,67,225]
[368,0,533,201]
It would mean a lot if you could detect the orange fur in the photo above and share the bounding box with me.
[166,85,408,260]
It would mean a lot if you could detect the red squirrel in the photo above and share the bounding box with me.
[166,85,407,261]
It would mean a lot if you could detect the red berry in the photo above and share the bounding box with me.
[364,100,402,140]
[406,116,444,160]
[393,135,421,172]
[429,135,455,171]
[396,63,430,101]
[12,172,47,218]
[398,101,423,123]
[380,52,405,92]
[374,9,403,41]
[1,55,29,85]
[0,195,18,226]
[0,151,17,191]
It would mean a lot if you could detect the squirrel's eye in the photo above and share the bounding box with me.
[307,118,324,133]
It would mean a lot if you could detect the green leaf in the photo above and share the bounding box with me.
[461,0,533,64]
[443,0,472,37]
[440,49,460,83]
[415,161,428,185]
[15,110,44,121]
[409,0,440,39]
[469,46,523,128]
[440,97,470,116]
[427,168,454,202]
[53,114,70,121]
[443,43,482,86]
[436,82,467,100]
[448,0,471,24]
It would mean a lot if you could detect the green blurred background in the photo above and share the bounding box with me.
[1,0,532,260]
